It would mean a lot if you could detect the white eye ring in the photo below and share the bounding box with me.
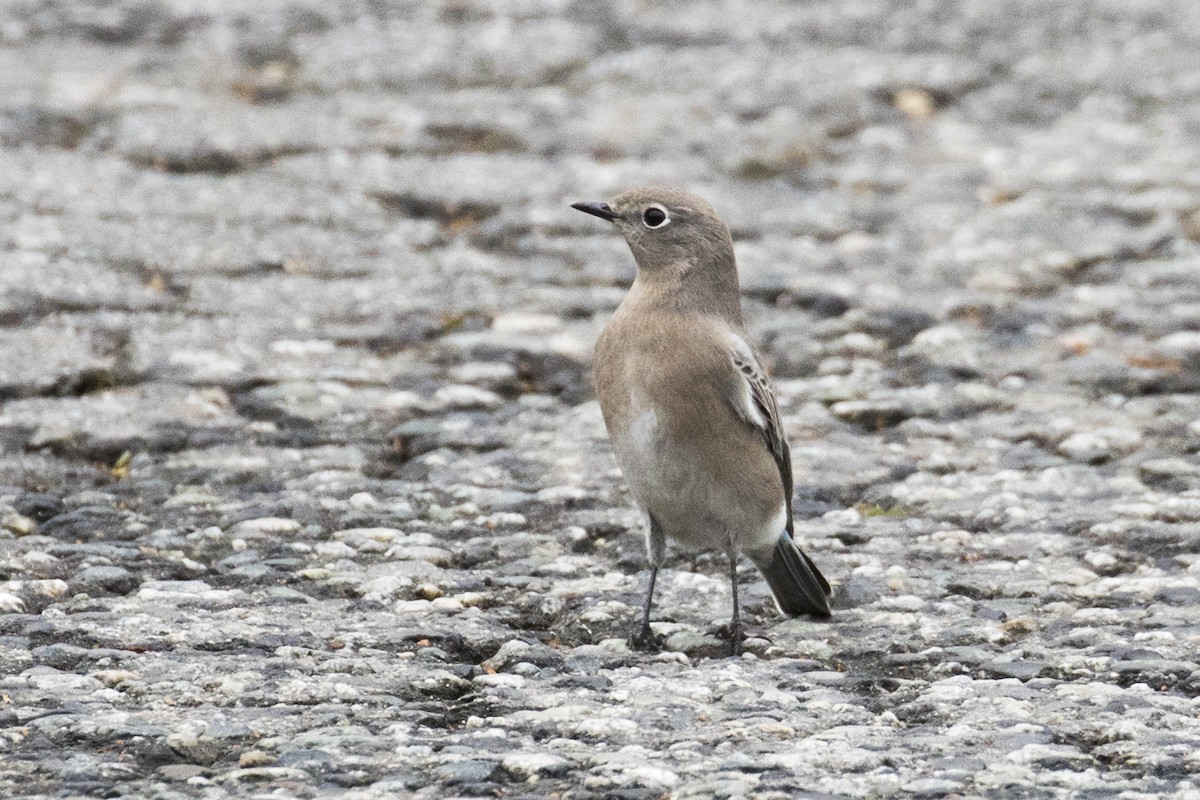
[642,204,669,229]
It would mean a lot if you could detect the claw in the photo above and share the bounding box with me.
[630,623,664,653]
[710,621,747,657]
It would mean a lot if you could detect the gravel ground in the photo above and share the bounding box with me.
[2,1,1200,797]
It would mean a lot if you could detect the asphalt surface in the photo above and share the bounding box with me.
[1,1,1200,797]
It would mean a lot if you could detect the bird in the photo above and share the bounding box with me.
[572,186,833,655]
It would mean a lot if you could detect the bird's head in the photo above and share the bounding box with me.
[571,186,734,275]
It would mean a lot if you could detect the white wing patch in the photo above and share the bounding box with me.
[725,331,775,433]
[725,329,796,535]
[736,371,768,429]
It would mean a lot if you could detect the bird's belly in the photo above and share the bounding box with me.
[611,401,782,553]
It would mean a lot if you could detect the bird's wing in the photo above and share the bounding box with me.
[725,333,794,535]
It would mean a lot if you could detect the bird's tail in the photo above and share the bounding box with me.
[752,533,832,618]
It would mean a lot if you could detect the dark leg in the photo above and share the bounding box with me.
[726,548,742,657]
[631,514,666,652]
[629,566,660,652]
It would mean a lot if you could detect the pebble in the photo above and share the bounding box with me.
[385,545,453,566]
[1057,428,1143,462]
[436,759,499,784]
[0,591,26,612]
[222,767,309,783]
[71,566,137,595]
[474,673,526,689]
[501,752,572,778]
[1154,331,1200,356]
[434,385,503,409]
[238,750,276,768]
[1,511,36,535]
[233,518,302,534]
[159,765,208,782]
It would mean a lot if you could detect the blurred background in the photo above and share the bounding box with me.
[2,0,1198,460]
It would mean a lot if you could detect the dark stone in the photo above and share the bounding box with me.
[831,575,880,609]
[1155,586,1200,605]
[982,660,1048,681]
[788,291,852,318]
[944,580,999,601]
[74,2,188,45]
[512,351,590,404]
[13,492,64,522]
[861,307,937,347]
[71,566,139,596]
[31,643,89,670]
[38,507,125,540]
[436,760,499,784]
[832,399,913,430]
[791,484,843,518]
[1111,659,1197,684]
[809,293,852,319]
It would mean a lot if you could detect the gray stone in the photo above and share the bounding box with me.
[29,643,89,670]
[435,759,499,784]
[158,764,208,781]
[71,565,138,595]
[982,660,1049,682]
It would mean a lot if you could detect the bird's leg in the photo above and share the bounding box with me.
[630,514,666,652]
[708,534,747,654]
[630,566,660,652]
[726,545,743,657]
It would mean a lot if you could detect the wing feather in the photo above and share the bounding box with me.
[726,334,794,535]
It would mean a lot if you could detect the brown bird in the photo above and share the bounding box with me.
[573,187,832,654]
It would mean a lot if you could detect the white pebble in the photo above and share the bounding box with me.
[348,492,378,509]
[434,385,503,409]
[235,517,301,534]
[475,673,526,689]
[314,541,357,558]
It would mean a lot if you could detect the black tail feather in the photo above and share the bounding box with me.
[754,533,832,618]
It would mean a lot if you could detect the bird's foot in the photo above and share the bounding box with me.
[710,621,747,657]
[629,623,664,653]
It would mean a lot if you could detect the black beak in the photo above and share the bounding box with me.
[571,201,618,222]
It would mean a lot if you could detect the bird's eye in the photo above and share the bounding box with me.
[642,205,669,228]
